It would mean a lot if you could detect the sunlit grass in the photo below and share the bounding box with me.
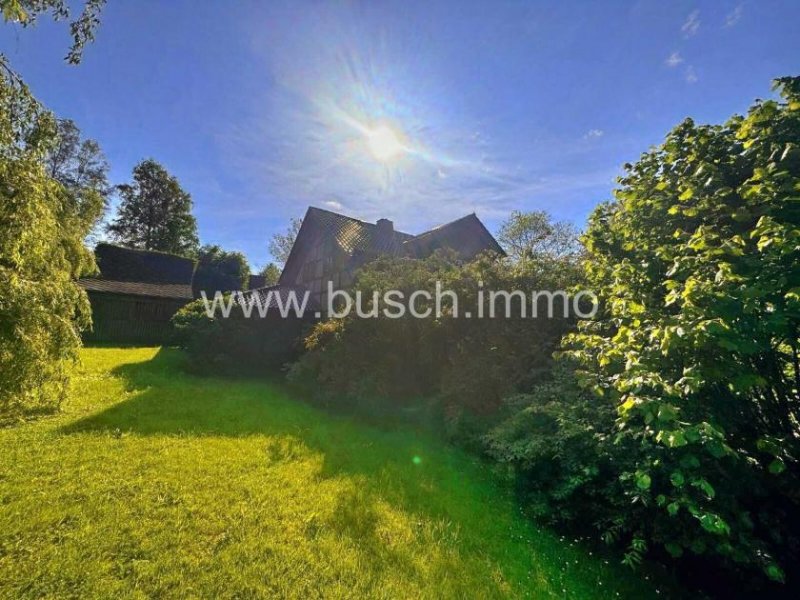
[0,347,665,598]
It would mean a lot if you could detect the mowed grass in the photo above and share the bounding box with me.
[0,347,665,598]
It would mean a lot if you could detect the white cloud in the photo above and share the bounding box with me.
[584,129,604,140]
[725,4,743,27]
[665,51,684,68]
[323,200,343,210]
[685,65,698,84]
[681,10,700,37]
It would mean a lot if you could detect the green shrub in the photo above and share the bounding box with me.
[0,63,100,420]
[289,249,582,440]
[171,296,307,376]
[485,364,625,525]
[561,76,800,584]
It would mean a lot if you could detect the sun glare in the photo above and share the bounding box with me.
[366,124,405,162]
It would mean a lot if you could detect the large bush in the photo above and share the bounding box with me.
[557,77,800,584]
[289,248,583,440]
[0,64,100,419]
[485,363,629,525]
[171,295,307,376]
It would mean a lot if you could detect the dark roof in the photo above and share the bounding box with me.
[280,207,504,284]
[248,274,268,289]
[78,278,194,300]
[280,207,413,285]
[93,243,195,285]
[403,213,505,259]
[78,244,196,300]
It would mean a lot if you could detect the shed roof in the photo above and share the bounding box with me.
[78,279,194,300]
[78,244,196,300]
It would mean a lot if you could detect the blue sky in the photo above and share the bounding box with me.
[2,0,799,269]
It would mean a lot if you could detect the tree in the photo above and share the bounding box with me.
[268,217,302,265]
[496,210,581,262]
[260,262,281,286]
[108,159,199,256]
[192,244,250,297]
[564,76,800,584]
[46,118,109,243]
[0,0,105,64]
[0,63,100,418]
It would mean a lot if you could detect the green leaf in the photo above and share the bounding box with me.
[766,564,785,583]
[768,458,786,475]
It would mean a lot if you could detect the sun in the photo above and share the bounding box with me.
[366,124,405,162]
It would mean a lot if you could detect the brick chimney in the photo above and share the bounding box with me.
[376,218,393,234]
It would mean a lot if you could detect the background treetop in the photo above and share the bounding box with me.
[107,158,199,257]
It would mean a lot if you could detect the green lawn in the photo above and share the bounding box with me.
[0,347,666,598]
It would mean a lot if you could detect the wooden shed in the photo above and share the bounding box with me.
[78,244,196,344]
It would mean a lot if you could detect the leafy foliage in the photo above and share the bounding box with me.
[562,76,800,584]
[268,216,302,265]
[192,244,250,297]
[0,0,105,64]
[259,262,281,286]
[497,209,582,262]
[0,62,99,418]
[108,159,199,257]
[171,296,306,375]
[485,364,624,525]
[46,117,109,244]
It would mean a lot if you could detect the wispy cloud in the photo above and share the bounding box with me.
[584,129,604,140]
[323,200,344,210]
[665,51,684,68]
[681,10,700,37]
[725,4,744,27]
[685,65,698,84]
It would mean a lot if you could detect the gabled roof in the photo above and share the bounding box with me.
[78,244,196,300]
[280,207,413,285]
[403,213,505,259]
[280,207,504,285]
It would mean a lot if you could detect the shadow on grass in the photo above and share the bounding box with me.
[54,348,667,598]
[61,348,480,517]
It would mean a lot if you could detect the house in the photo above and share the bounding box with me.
[250,206,504,311]
[78,244,196,344]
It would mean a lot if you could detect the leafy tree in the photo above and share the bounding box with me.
[0,62,99,418]
[497,210,581,262]
[0,0,105,64]
[269,217,302,265]
[564,76,800,584]
[108,159,199,256]
[259,262,281,285]
[192,244,250,297]
[46,118,109,243]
